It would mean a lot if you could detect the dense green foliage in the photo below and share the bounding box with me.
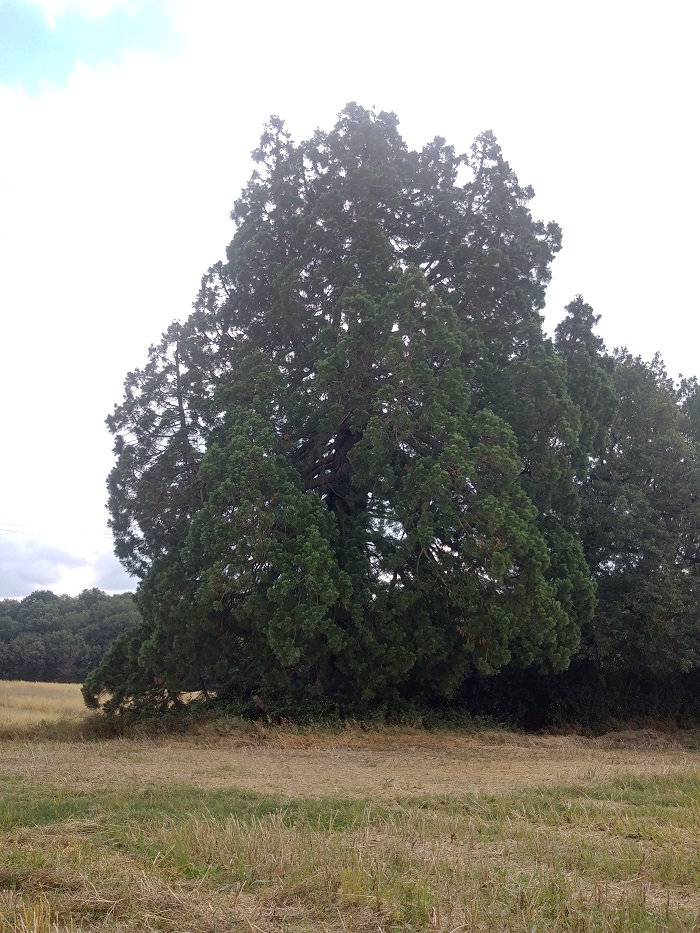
[84,105,700,724]
[0,589,140,683]
[460,345,700,728]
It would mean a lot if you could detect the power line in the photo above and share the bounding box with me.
[0,525,44,536]
[0,521,41,529]
[0,521,113,540]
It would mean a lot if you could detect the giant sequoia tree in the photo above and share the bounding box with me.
[85,105,597,716]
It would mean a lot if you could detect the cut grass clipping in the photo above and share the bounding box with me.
[1,723,700,930]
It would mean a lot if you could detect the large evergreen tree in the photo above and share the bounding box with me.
[85,105,595,716]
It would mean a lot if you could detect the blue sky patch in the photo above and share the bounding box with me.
[0,0,180,93]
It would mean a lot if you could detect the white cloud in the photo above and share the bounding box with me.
[26,0,149,27]
[0,530,134,599]
[0,534,86,597]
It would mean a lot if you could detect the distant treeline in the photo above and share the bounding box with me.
[0,589,140,683]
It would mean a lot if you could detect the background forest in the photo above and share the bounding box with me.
[63,105,700,727]
[0,589,140,683]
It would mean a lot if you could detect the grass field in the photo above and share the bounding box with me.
[0,682,88,727]
[1,690,700,930]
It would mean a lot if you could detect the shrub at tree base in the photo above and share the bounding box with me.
[83,105,700,725]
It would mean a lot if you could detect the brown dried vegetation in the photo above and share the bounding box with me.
[0,710,699,931]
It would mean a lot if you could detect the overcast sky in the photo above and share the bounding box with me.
[1,0,697,600]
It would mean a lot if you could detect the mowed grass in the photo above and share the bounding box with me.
[1,720,700,931]
[0,682,88,727]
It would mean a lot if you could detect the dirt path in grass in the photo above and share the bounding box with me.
[1,729,698,798]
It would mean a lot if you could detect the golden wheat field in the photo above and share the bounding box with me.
[1,685,700,931]
[0,681,88,725]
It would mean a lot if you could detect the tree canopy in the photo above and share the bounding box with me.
[84,105,700,724]
[0,589,140,683]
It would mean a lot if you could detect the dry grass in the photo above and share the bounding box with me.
[1,724,700,931]
[0,682,88,727]
[1,727,699,799]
